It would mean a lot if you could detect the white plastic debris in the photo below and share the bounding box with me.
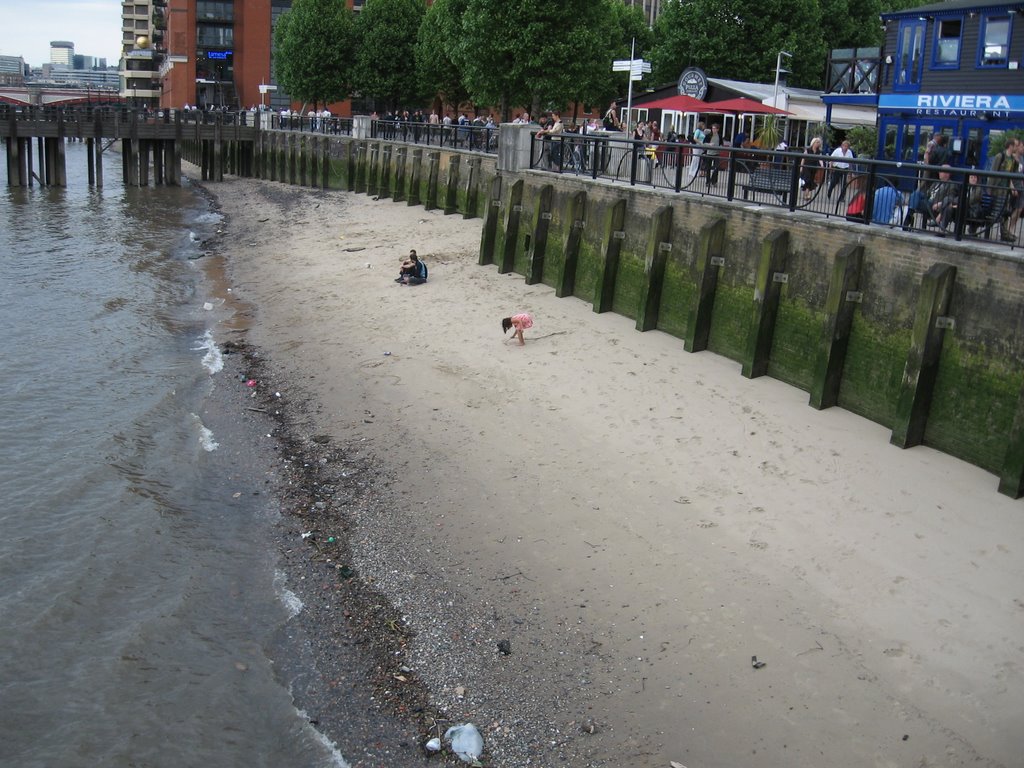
[424,737,441,752]
[300,531,313,539]
[444,723,484,766]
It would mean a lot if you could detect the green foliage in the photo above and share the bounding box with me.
[597,2,656,106]
[650,0,827,89]
[415,0,469,108]
[820,0,884,50]
[273,0,355,106]
[879,0,932,12]
[986,130,1024,160]
[755,115,783,149]
[846,125,877,157]
[457,0,622,120]
[353,0,427,109]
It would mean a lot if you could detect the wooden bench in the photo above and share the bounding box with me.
[741,167,791,201]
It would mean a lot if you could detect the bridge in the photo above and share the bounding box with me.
[0,84,125,108]
[1,105,258,187]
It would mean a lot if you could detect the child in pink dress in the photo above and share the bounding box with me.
[501,313,533,346]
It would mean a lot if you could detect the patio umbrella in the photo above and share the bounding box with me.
[634,94,710,112]
[702,97,791,115]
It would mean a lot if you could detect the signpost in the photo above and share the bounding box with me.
[612,38,651,132]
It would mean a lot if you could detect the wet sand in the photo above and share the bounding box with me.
[202,174,1024,768]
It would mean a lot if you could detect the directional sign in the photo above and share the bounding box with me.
[612,59,651,81]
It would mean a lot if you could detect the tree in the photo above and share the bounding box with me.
[458,0,621,121]
[415,0,470,110]
[650,0,827,90]
[352,0,426,110]
[819,0,884,50]
[589,2,655,111]
[272,0,355,107]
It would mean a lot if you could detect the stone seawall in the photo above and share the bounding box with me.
[250,128,1024,499]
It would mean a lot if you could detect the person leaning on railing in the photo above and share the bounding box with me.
[535,112,564,169]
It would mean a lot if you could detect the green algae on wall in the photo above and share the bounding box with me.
[924,340,1024,473]
[656,257,696,340]
[706,282,752,364]
[767,300,827,393]
[610,247,644,321]
[837,322,910,428]
[574,239,602,307]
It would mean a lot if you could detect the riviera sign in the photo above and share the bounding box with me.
[878,93,1022,117]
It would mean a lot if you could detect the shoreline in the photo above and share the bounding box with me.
[197,173,1023,768]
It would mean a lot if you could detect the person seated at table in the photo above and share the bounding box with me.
[904,166,958,231]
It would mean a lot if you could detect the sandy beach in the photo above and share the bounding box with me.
[202,174,1023,768]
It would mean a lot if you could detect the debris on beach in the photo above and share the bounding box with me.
[444,723,484,766]
[424,736,442,753]
[751,655,766,669]
[496,639,512,655]
[670,761,688,768]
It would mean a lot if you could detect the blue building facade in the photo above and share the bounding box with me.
[878,0,1024,168]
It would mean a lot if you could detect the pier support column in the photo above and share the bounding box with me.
[87,138,96,185]
[497,179,525,274]
[809,245,865,409]
[593,199,627,314]
[636,206,674,332]
[478,176,502,266]
[684,218,727,352]
[741,229,790,379]
[138,140,150,186]
[999,384,1024,498]
[525,184,554,285]
[443,155,460,214]
[556,191,587,299]
[94,136,103,187]
[153,140,165,185]
[890,263,957,449]
[36,136,45,186]
[393,147,408,203]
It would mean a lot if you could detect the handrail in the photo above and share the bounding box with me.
[528,131,1024,247]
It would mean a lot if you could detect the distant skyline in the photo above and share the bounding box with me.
[0,0,123,67]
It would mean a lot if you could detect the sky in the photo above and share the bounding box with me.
[0,0,124,67]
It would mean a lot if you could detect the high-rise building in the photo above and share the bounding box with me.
[161,0,374,112]
[624,0,662,26]
[50,41,74,66]
[0,54,26,85]
[121,1,162,106]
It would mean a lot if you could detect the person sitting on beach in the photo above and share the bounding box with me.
[396,250,428,285]
[501,313,533,346]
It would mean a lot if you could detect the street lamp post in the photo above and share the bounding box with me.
[773,51,793,110]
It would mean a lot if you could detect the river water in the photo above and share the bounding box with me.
[0,143,348,767]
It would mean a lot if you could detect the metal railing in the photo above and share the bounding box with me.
[263,113,354,135]
[370,119,499,154]
[529,132,1024,247]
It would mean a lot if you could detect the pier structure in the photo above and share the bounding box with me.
[1,106,259,188]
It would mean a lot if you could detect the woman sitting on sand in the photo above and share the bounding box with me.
[501,313,533,346]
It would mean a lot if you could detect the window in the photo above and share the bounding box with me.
[979,15,1011,66]
[895,19,926,90]
[933,18,961,67]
